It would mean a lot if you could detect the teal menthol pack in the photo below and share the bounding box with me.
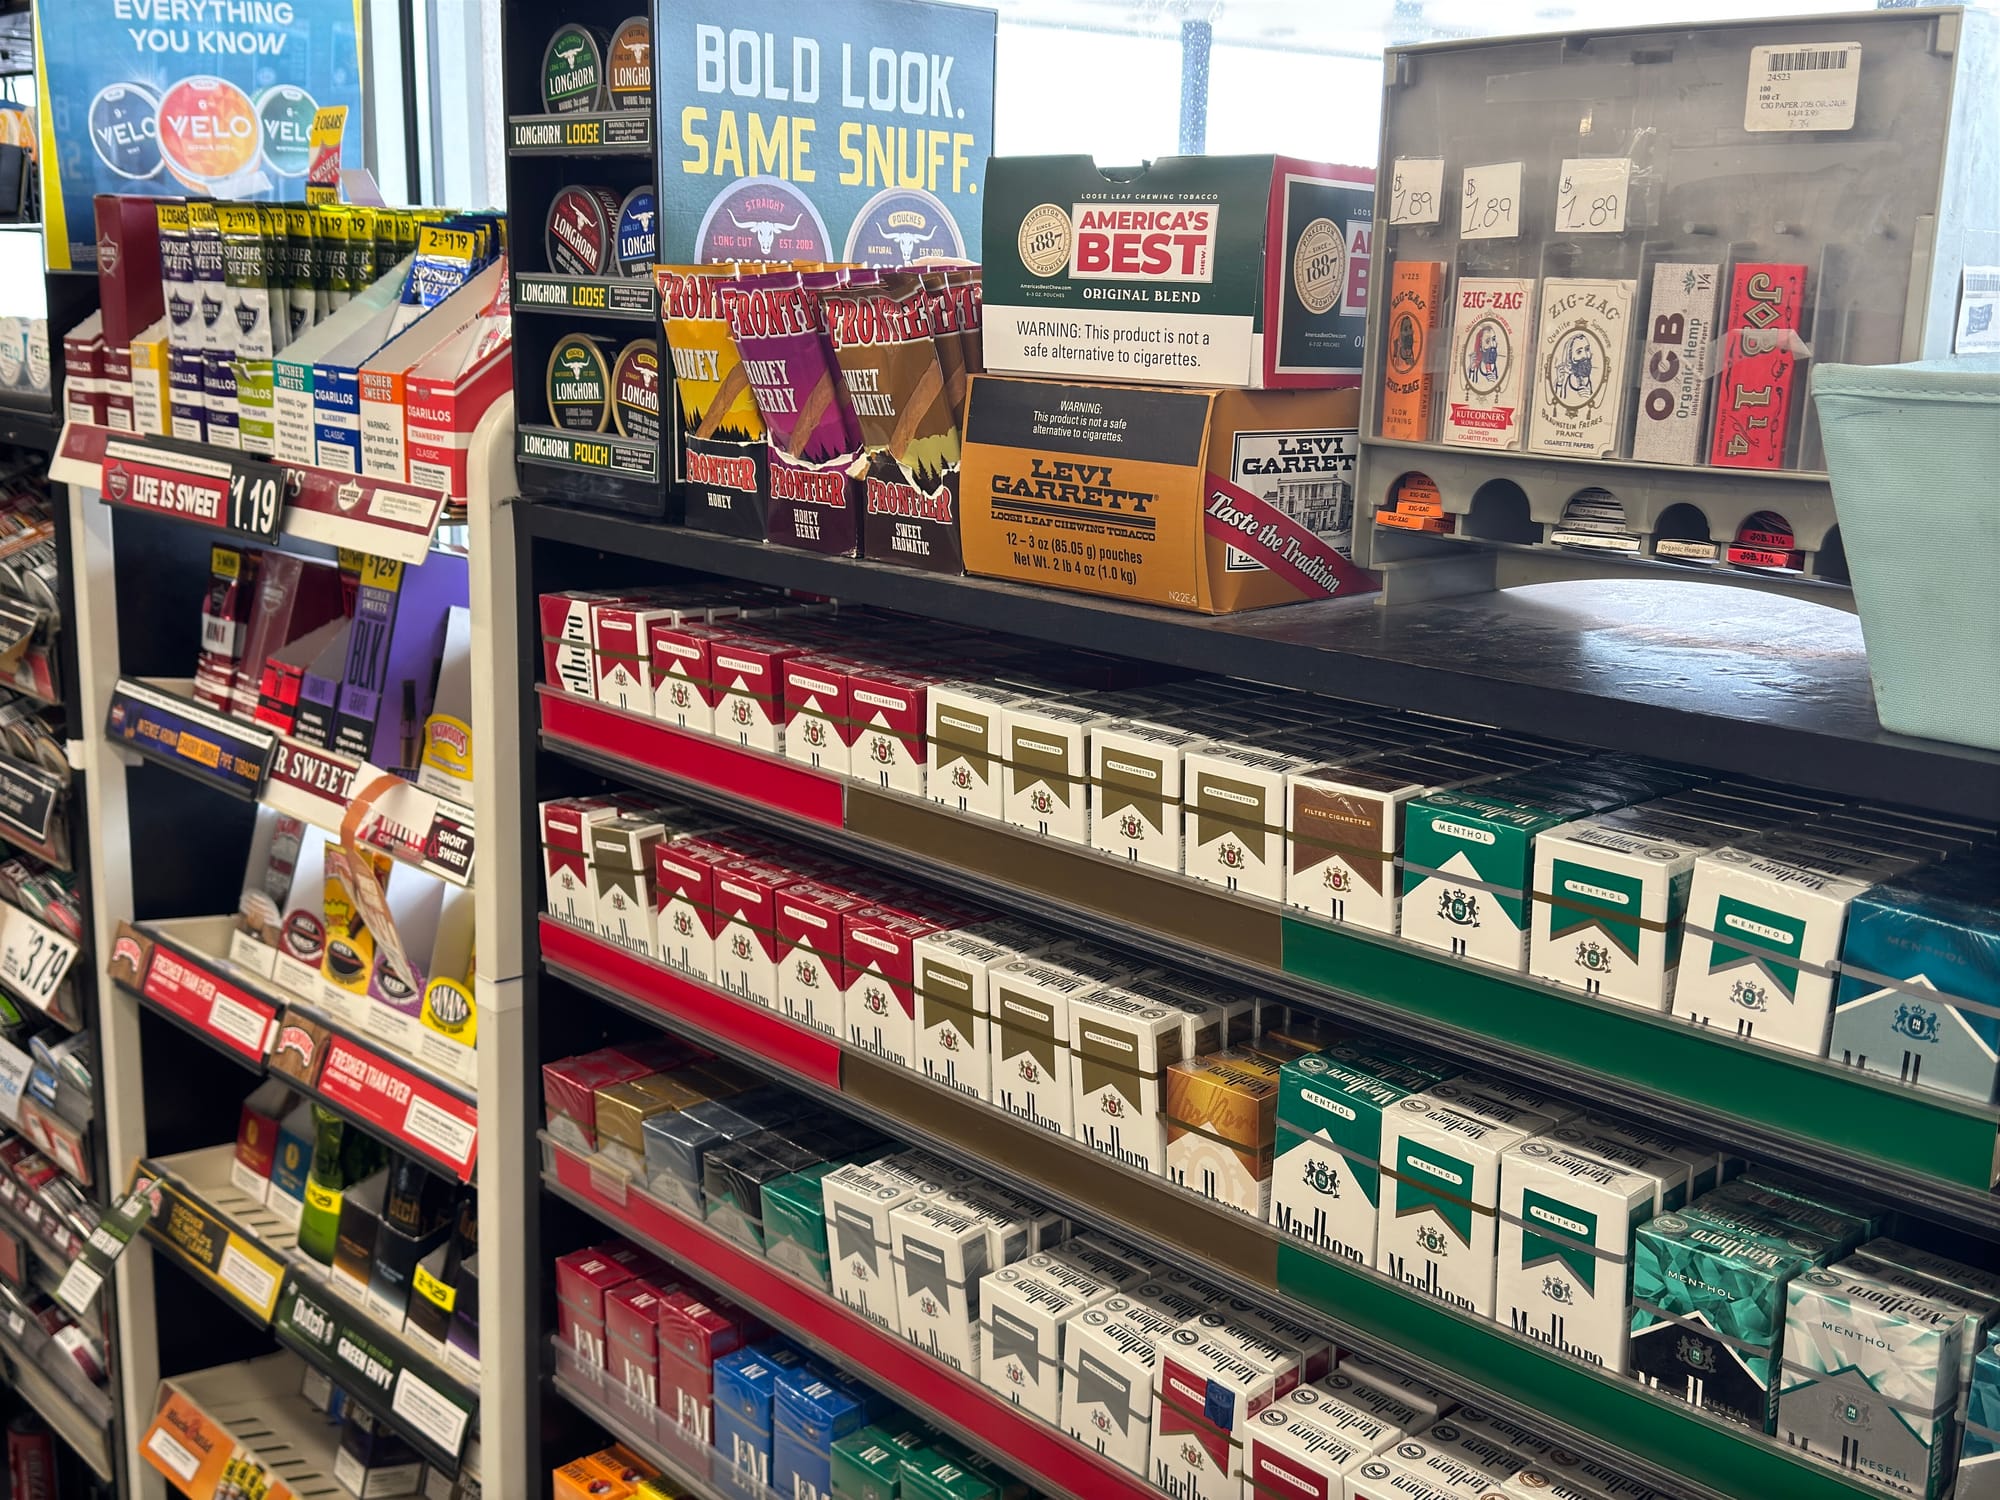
[1496,1136,1662,1372]
[1831,853,2000,1105]
[1630,1211,1825,1432]
[1701,1179,1880,1253]
[1779,1267,1965,1498]
[1270,1051,1434,1269]
[1962,1337,2000,1500]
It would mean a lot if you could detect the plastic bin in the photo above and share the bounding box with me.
[1811,357,2000,750]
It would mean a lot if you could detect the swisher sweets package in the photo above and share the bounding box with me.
[661,264,769,538]
[726,271,866,556]
[822,274,965,573]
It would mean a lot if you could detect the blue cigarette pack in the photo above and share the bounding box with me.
[773,1359,883,1500]
[714,1340,808,1485]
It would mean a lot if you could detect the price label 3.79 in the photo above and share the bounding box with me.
[0,904,78,1014]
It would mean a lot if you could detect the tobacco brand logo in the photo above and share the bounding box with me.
[1030,788,1054,816]
[1301,1158,1340,1197]
[1101,1093,1125,1119]
[1676,1336,1714,1372]
[731,933,753,960]
[1729,978,1767,1012]
[1092,1410,1111,1433]
[1181,1443,1205,1470]
[1416,1225,1451,1255]
[870,736,894,766]
[802,719,827,748]
[864,988,888,1016]
[1574,940,1612,974]
[1218,841,1247,871]
[1018,1057,1041,1083]
[1840,1400,1870,1427]
[951,765,972,790]
[730,700,754,727]
[795,959,819,988]
[1325,867,1351,892]
[673,911,693,937]
[1119,812,1145,841]
[1439,889,1480,927]
[669,681,692,710]
[1892,1003,1941,1045]
[920,1295,940,1318]
[939,1029,960,1052]
[1542,1275,1574,1305]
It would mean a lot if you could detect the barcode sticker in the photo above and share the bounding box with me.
[1746,43,1861,132]
[1956,265,2000,354]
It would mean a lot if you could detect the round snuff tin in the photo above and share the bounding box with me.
[547,333,614,433]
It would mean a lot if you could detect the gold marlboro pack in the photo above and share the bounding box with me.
[589,814,667,957]
[1092,719,1212,873]
[912,921,1053,1104]
[1184,741,1306,901]
[1442,278,1534,451]
[991,947,1141,1137]
[1166,1049,1280,1219]
[1526,279,1634,458]
[1630,263,1721,466]
[1002,700,1111,846]
[1070,986,1187,1176]
[929,682,1026,820]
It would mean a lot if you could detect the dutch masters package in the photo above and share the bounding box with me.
[959,376,1375,614]
[982,154,1372,389]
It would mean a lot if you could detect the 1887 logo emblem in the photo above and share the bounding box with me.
[1019,203,1073,279]
[1439,889,1480,927]
[1292,218,1347,316]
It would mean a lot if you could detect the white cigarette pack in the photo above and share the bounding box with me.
[1184,742,1305,902]
[889,1193,995,1375]
[1378,1104,1545,1319]
[1062,1289,1181,1475]
[912,922,1050,1104]
[1002,701,1111,846]
[1071,986,1186,1176]
[823,1162,918,1334]
[979,1251,1120,1423]
[1091,719,1212,872]
[992,948,1144,1138]
[929,682,1026,820]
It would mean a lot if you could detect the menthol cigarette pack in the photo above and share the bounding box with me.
[979,1252,1119,1424]
[1071,986,1186,1175]
[991,948,1141,1137]
[1831,856,2000,1104]
[1962,1339,2000,1500]
[1185,741,1308,902]
[1063,1289,1182,1475]
[1092,719,1212,872]
[1270,1051,1425,1269]
[1378,1100,1548,1318]
[1424,1075,1573,1129]
[912,922,1052,1104]
[1631,1211,1821,1432]
[1497,1137,1661,1373]
[1779,1267,1965,1498]
[1675,835,1927,1056]
[929,682,1027,820]
[1002,700,1111,846]
[1545,1123,1688,1214]
[1835,1253,1998,1396]
[1853,1236,2000,1308]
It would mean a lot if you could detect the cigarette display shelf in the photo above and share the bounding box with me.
[0,1188,86,1282]
[552,1337,780,1500]
[537,688,2000,1235]
[539,918,1889,1500]
[0,1327,116,1483]
[137,1144,478,1475]
[522,504,2000,821]
[0,403,61,454]
[111,915,480,1184]
[139,1351,349,1497]
[540,1130,1160,1500]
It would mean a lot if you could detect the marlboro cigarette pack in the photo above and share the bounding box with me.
[845,905,945,1068]
[1526,279,1635,459]
[913,922,1053,1103]
[783,655,860,776]
[592,596,708,713]
[1277,1381,1406,1458]
[1334,1355,1455,1426]
[1185,742,1306,901]
[1287,757,1454,935]
[1070,985,1187,1176]
[652,621,722,734]
[1093,719,1213,872]
[1442,277,1534,451]
[590,815,667,957]
[1364,1437,1511,1497]
[711,635,800,755]
[823,1161,921,1334]
[1152,1315,1292,1500]
[1166,1049,1280,1219]
[1380,261,1444,442]
[929,682,1027,820]
[1496,1137,1661,1373]
[980,1252,1119,1424]
[1631,263,1721,466]
[1063,1288,1182,1475]
[849,667,933,798]
[1270,1050,1434,1269]
[712,858,801,1009]
[774,880,870,1037]
[1246,1403,1383,1500]
[652,835,739,981]
[1545,1122,1689,1216]
[1002,700,1110,846]
[890,1193,995,1375]
[1710,263,1807,470]
[991,950,1131,1136]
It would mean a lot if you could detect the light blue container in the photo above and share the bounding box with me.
[1811,358,2000,750]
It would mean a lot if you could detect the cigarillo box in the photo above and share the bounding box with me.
[658,1290,756,1440]
[1092,719,1213,872]
[1166,1049,1281,1218]
[1246,1402,1380,1500]
[849,667,933,798]
[929,682,1026,820]
[846,905,946,1068]
[1779,1267,1964,1499]
[543,1048,653,1153]
[890,1193,998,1374]
[1186,742,1307,902]
[1377,1100,1543,1319]
[912,923,1047,1103]
[1497,1137,1660,1374]
[555,1248,636,1369]
[1000,700,1109,845]
[1064,1289,1181,1474]
[782,655,860,775]
[775,880,870,1036]
[1152,1318,1289,1500]
[1071,986,1186,1175]
[653,836,745,982]
[1270,1051,1427,1268]
[711,635,800,754]
[591,815,668,957]
[712,859,800,1008]
[992,951,1135,1137]
[980,1252,1120,1423]
[823,1161,921,1334]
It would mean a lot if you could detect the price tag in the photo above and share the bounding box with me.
[1389,158,1445,225]
[97,437,292,544]
[1746,42,1861,133]
[0,905,78,1012]
[52,1258,102,1314]
[1555,158,1631,234]
[1460,162,1523,241]
[588,1155,631,1207]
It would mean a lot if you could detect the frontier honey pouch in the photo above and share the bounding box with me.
[660,263,768,538]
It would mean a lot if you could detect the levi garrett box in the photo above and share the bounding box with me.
[959,375,1374,614]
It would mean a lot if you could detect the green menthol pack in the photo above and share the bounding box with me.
[1270,1052,1422,1269]
[1631,1212,1818,1432]
[1837,1252,1999,1394]
[1738,1167,1888,1240]
[832,1421,933,1500]
[765,1161,843,1289]
[1779,1267,1964,1499]
[1402,788,1581,971]
[1700,1181,1872,1257]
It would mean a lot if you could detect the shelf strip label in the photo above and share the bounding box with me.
[314,1035,479,1180]
[140,1172,287,1323]
[139,939,279,1063]
[107,677,277,797]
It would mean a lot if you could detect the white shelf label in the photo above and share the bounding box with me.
[393,1368,472,1454]
[0,905,77,1011]
[1460,162,1522,240]
[1554,158,1631,234]
[147,1426,202,1482]
[404,1095,477,1166]
[1746,42,1861,132]
[1389,158,1444,225]
[219,1242,277,1309]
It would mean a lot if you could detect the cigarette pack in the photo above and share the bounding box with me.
[595,1074,702,1178]
[1071,986,1186,1175]
[928,682,1027,819]
[641,1094,781,1216]
[653,836,741,983]
[1367,1437,1511,1496]
[1246,1402,1381,1500]
[913,924,1051,1103]
[1286,758,1448,935]
[890,1193,997,1374]
[1380,261,1444,442]
[1314,1371,1428,1438]
[823,1161,921,1334]
[1092,719,1213,872]
[1526,279,1635,459]
[1001,701,1109,846]
[849,668,933,798]
[831,1424,933,1500]
[1062,1287,1183,1474]
[980,1252,1119,1424]
[1270,1050,1430,1269]
[606,1281,670,1406]
[1152,1317,1292,1500]
[991,952,1128,1137]
[1831,858,2000,1104]
[1334,1354,1454,1427]
[704,1132,826,1253]
[1962,1340,2000,1500]
[555,1247,637,1369]
[774,1362,880,1500]
[1442,278,1535,451]
[775,881,870,1037]
[649,620,719,733]
[714,1343,808,1486]
[1710,263,1807,470]
[1378,1100,1549,1318]
[1497,1138,1662,1373]
[845,905,945,1069]
[1185,742,1306,901]
[1852,1236,2000,1308]
[712,859,800,1009]
[710,635,800,755]
[591,815,667,957]
[1544,1123,1688,1215]
[592,598,706,713]
[1277,1381,1406,1457]
[765,1162,843,1289]
[1166,1049,1281,1219]
[782,655,860,776]
[1780,1268,1964,1499]
[1124,970,1255,1058]
[1631,263,1721,466]
[658,1290,756,1441]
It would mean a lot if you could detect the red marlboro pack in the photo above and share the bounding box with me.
[775,879,872,1036]
[709,634,801,754]
[649,620,724,734]
[1709,262,1807,470]
[543,1048,655,1153]
[540,590,627,698]
[783,655,863,776]
[843,904,946,1068]
[542,795,628,931]
[847,667,934,797]
[657,1291,759,1438]
[711,858,801,1007]
[555,1247,639,1369]
[654,836,748,984]
[592,594,717,713]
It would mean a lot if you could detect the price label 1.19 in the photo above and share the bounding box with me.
[228,468,286,538]
[1555,157,1632,234]
[1460,161,1523,241]
[1389,158,1444,225]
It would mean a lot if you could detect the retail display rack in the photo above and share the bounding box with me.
[513,496,2000,1500]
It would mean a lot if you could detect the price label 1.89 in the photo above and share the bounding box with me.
[1555,157,1632,234]
[1389,158,1445,225]
[1460,161,1523,240]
